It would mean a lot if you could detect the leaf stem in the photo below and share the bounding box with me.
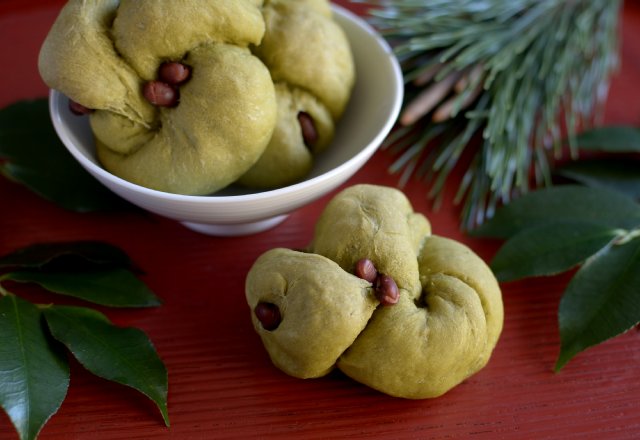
[0,274,12,296]
[36,303,54,310]
[615,227,640,246]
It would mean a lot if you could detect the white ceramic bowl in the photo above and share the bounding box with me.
[49,5,403,236]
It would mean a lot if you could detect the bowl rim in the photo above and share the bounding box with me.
[49,4,403,205]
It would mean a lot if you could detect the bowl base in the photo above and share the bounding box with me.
[181,215,289,236]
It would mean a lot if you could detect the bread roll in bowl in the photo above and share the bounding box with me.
[39,0,354,194]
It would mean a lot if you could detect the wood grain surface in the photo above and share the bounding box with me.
[1,1,639,439]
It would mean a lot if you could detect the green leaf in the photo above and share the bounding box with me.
[0,99,128,212]
[0,241,134,271]
[4,269,161,308]
[43,306,169,426]
[471,185,640,238]
[555,236,640,371]
[573,126,640,153]
[0,296,69,440]
[554,158,640,199]
[490,221,621,282]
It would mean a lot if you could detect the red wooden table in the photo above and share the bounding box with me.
[1,1,640,439]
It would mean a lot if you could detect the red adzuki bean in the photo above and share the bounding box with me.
[158,62,191,85]
[375,274,399,306]
[355,258,378,283]
[68,99,93,115]
[297,111,318,148]
[143,81,178,107]
[254,302,282,331]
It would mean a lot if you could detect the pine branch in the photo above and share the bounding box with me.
[356,0,621,230]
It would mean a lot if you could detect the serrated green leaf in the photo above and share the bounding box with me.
[0,296,69,440]
[554,158,640,199]
[555,236,640,371]
[43,306,169,426]
[471,185,640,238]
[0,241,134,271]
[4,269,161,308]
[573,126,640,153]
[491,221,620,282]
[0,99,128,212]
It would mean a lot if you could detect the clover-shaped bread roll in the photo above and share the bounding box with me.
[239,0,354,188]
[39,0,275,195]
[38,0,354,193]
[246,184,503,398]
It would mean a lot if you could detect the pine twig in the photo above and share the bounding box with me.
[355,0,622,230]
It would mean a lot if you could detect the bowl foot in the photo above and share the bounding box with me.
[181,214,289,236]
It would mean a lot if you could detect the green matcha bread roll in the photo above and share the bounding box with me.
[39,0,276,195]
[239,0,355,188]
[246,184,504,398]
